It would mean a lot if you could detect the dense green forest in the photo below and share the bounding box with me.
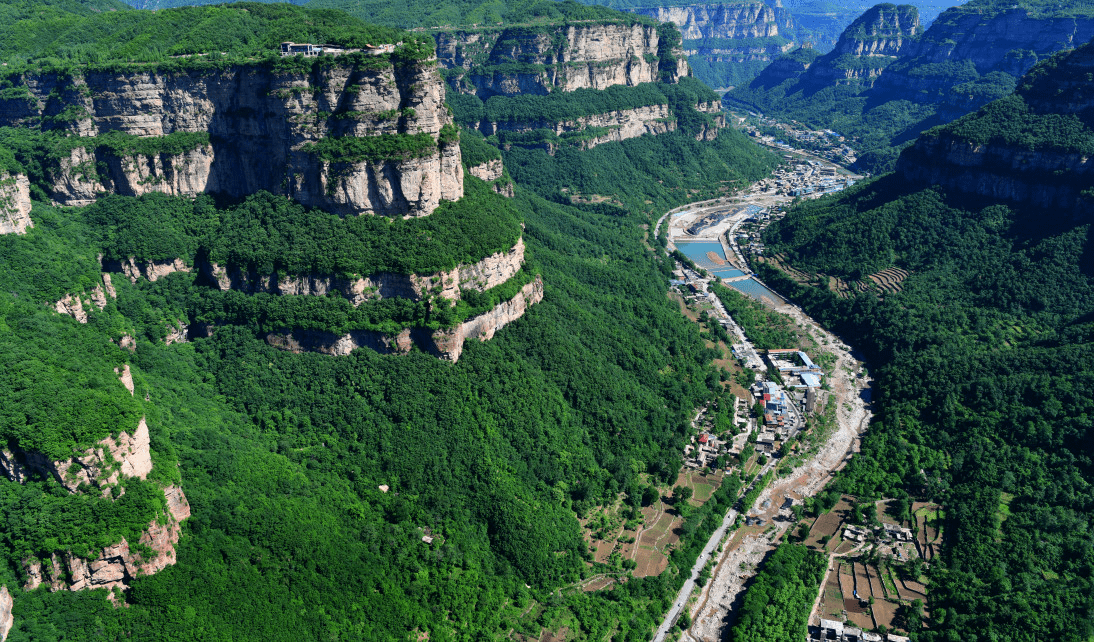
[728,543,826,641]
[0,15,780,634]
[755,46,1094,635]
[0,1,406,70]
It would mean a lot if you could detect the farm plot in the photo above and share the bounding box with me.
[803,496,853,550]
[872,598,899,630]
[818,563,845,622]
[866,564,887,600]
[866,267,909,294]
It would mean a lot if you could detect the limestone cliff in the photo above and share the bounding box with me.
[0,586,11,642]
[636,3,784,40]
[266,275,544,362]
[467,159,514,196]
[877,2,1094,108]
[0,173,32,235]
[0,416,152,496]
[2,57,463,218]
[205,237,527,305]
[483,104,677,149]
[804,4,919,85]
[896,42,1094,217]
[22,485,191,593]
[436,22,688,98]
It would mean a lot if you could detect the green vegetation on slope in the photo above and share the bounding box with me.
[306,0,645,30]
[0,73,778,640]
[758,166,1094,639]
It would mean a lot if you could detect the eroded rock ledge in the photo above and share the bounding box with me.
[1,373,190,598]
[206,237,527,305]
[267,275,544,362]
[22,486,191,593]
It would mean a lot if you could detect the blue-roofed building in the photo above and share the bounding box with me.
[801,372,821,388]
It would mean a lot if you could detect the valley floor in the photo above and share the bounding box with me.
[652,186,873,642]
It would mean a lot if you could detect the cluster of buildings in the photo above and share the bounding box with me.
[767,348,824,390]
[815,621,910,642]
[684,431,728,469]
[750,380,802,453]
[279,42,396,57]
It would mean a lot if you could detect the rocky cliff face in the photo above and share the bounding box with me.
[484,104,677,149]
[205,237,527,305]
[22,485,191,593]
[436,22,688,98]
[804,4,919,84]
[2,58,463,218]
[636,3,783,40]
[266,275,544,362]
[0,173,33,235]
[0,412,152,496]
[0,586,10,642]
[877,3,1094,106]
[896,42,1094,216]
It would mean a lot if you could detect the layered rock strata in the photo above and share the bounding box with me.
[266,275,544,362]
[897,43,1094,217]
[483,104,677,149]
[435,22,689,97]
[636,3,788,40]
[1,58,462,217]
[803,4,920,85]
[0,173,33,235]
[206,237,527,305]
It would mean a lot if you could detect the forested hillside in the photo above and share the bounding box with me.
[757,43,1094,640]
[727,0,1094,173]
[0,0,781,638]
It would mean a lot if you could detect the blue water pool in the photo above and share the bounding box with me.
[728,278,785,304]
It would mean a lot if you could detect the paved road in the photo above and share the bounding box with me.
[650,462,775,642]
[650,507,739,642]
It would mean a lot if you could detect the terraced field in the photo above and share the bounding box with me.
[867,267,910,294]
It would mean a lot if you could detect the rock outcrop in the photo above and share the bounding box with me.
[0,417,153,495]
[0,173,32,235]
[206,237,527,305]
[803,4,920,85]
[467,159,514,196]
[436,22,689,98]
[0,586,11,642]
[22,485,191,593]
[875,2,1094,109]
[636,3,788,40]
[2,57,462,218]
[484,104,677,149]
[267,275,544,362]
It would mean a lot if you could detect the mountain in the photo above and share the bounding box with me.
[756,41,1094,641]
[0,1,779,639]
[727,0,1094,172]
